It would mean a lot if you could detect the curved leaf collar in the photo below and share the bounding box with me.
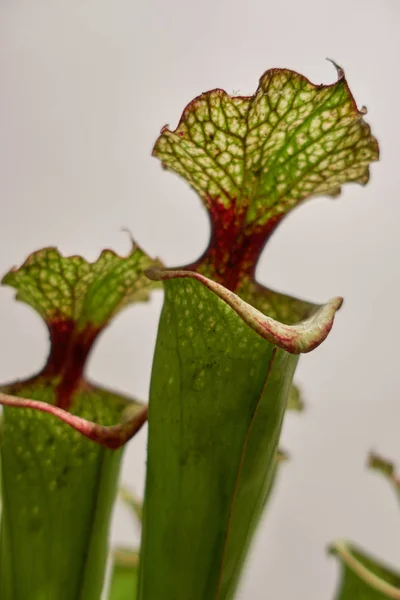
[0,245,161,447]
[148,64,379,350]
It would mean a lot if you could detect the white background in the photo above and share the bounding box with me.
[1,1,399,598]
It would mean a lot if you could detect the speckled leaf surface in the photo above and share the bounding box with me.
[154,65,378,297]
[139,277,299,600]
[154,67,377,214]
[0,245,158,600]
[139,67,379,600]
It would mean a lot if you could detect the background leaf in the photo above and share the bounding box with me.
[368,453,400,506]
[287,383,304,411]
[108,549,139,600]
[108,487,141,600]
[331,542,400,599]
[331,456,400,599]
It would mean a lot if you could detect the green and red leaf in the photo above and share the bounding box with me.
[1,244,160,434]
[153,65,378,310]
[139,66,379,600]
[0,243,160,599]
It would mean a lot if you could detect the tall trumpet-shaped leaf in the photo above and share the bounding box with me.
[331,455,400,599]
[138,66,379,600]
[0,245,159,600]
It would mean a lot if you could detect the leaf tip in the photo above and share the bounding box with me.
[325,57,345,79]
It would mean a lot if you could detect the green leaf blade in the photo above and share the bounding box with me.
[0,390,124,600]
[218,348,298,599]
[139,276,296,600]
[139,271,339,600]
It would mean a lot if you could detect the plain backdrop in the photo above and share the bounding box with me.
[1,1,399,598]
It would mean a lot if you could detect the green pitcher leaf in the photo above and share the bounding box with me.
[331,542,400,599]
[140,270,339,600]
[139,66,378,600]
[0,245,159,600]
[109,549,139,600]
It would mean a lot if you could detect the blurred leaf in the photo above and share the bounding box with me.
[331,455,400,599]
[108,489,142,600]
[109,549,139,600]
[331,542,400,599]
[287,383,304,411]
[3,245,159,328]
[120,486,143,523]
[369,452,400,505]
